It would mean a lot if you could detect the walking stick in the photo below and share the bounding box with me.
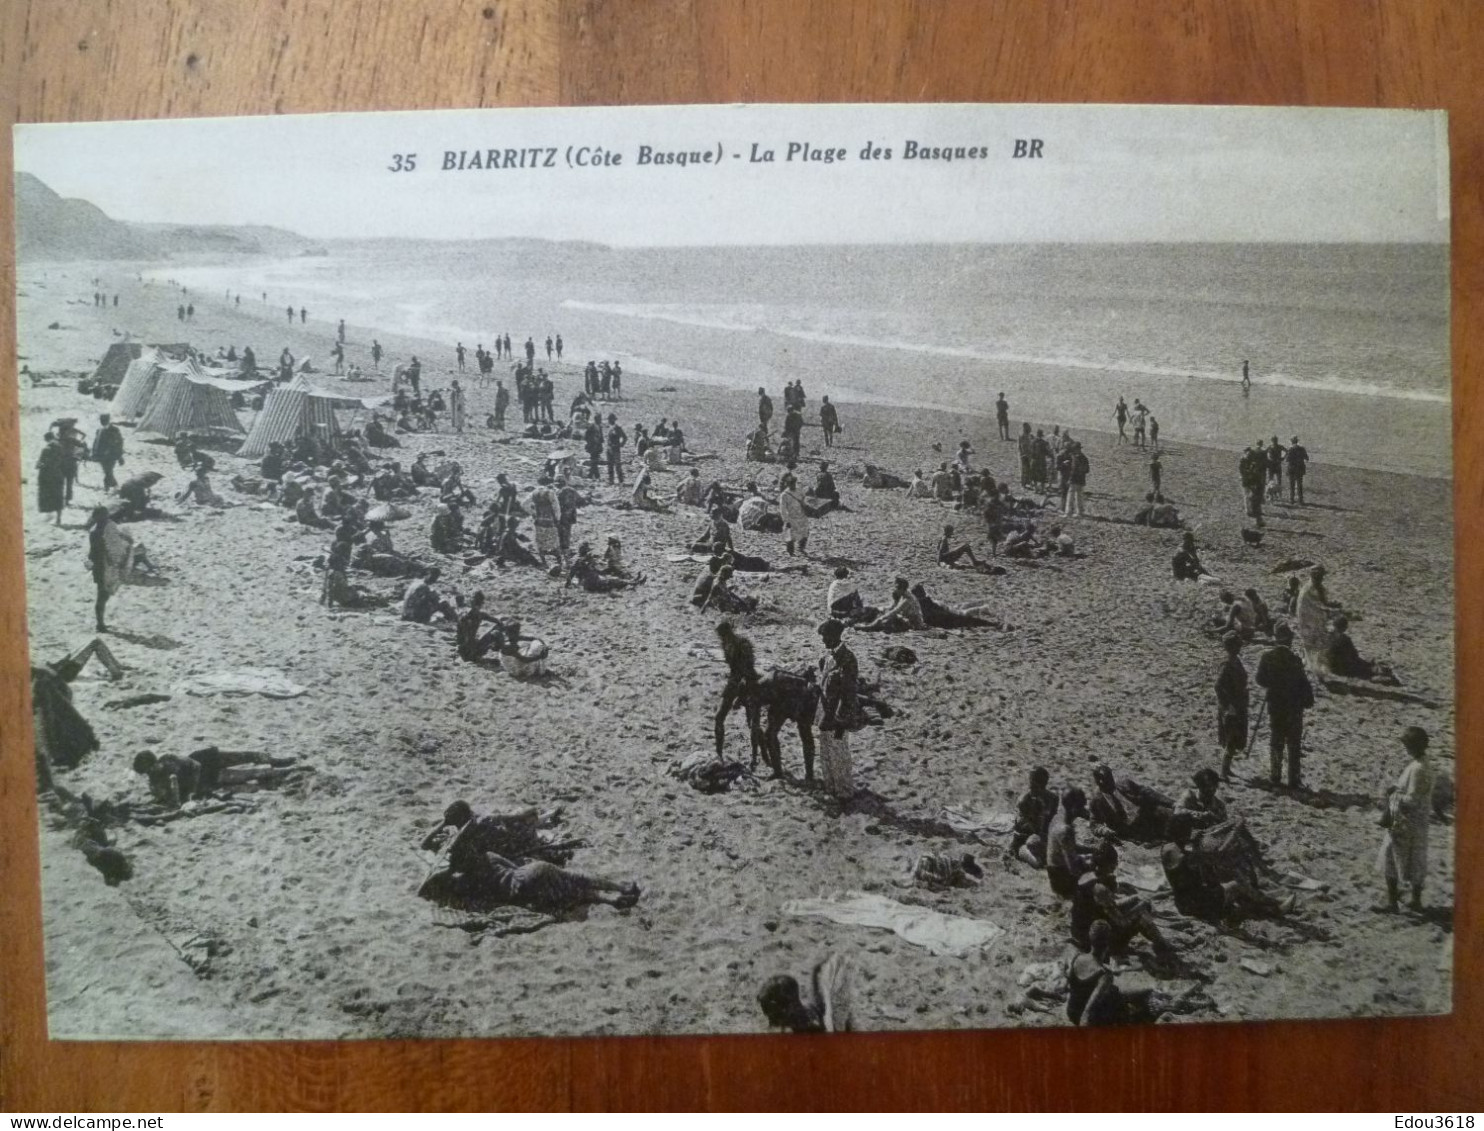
[1245,697,1268,756]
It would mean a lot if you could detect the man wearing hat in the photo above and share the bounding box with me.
[1215,633,1249,781]
[92,412,124,492]
[1254,623,1315,789]
[1285,436,1309,504]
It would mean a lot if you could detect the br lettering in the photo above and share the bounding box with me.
[1012,139,1044,158]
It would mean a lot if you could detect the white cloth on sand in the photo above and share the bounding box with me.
[941,804,1016,836]
[782,891,1004,957]
[172,668,308,699]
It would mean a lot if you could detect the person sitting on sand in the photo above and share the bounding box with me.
[353,520,426,578]
[401,567,459,624]
[630,470,670,513]
[691,506,735,555]
[112,471,164,522]
[364,416,399,449]
[175,467,225,507]
[423,801,640,914]
[601,536,630,578]
[1174,768,1234,831]
[1046,788,1092,898]
[1324,615,1395,682]
[842,462,889,491]
[494,517,544,570]
[676,467,704,507]
[1161,813,1295,923]
[1172,531,1216,582]
[937,523,984,570]
[758,956,853,1033]
[826,566,877,624]
[856,576,926,633]
[429,503,465,555]
[133,747,297,808]
[807,462,845,516]
[1067,921,1162,1027]
[293,487,334,530]
[1071,841,1173,956]
[1001,522,1046,559]
[1088,765,1175,843]
[1047,524,1076,558]
[693,560,757,614]
[260,441,289,483]
[1009,766,1058,867]
[456,591,506,662]
[566,542,646,593]
[322,538,387,609]
[1134,492,1183,529]
[909,583,999,630]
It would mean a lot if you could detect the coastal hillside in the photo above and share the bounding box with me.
[14,172,323,261]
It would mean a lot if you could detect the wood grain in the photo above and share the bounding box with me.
[1,0,1479,1111]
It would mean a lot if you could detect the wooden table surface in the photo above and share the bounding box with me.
[1,0,1478,1112]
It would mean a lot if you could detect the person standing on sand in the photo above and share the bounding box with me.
[604,413,627,485]
[1241,359,1251,391]
[779,473,809,556]
[1149,451,1162,496]
[1063,442,1089,517]
[87,504,143,632]
[1254,623,1314,790]
[1113,397,1128,444]
[1294,565,1334,674]
[1018,422,1033,485]
[406,356,422,397]
[996,393,1010,440]
[503,333,512,360]
[555,334,563,361]
[1149,415,1160,450]
[758,387,774,432]
[338,319,346,344]
[1215,633,1249,781]
[449,380,467,434]
[819,396,840,447]
[524,337,536,364]
[371,340,383,371]
[816,619,860,800]
[36,434,66,525]
[1376,726,1434,914]
[300,307,307,324]
[1286,436,1309,504]
[1131,400,1148,448]
[494,380,510,429]
[92,414,125,492]
[456,342,466,372]
[545,335,553,360]
[713,621,761,757]
[286,305,294,324]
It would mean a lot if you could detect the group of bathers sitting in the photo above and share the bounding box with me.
[1004,762,1297,1025]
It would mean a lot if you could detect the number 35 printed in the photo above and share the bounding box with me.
[388,153,417,172]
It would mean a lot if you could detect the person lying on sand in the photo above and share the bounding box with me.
[855,576,926,633]
[1161,813,1295,923]
[364,416,400,448]
[422,804,639,915]
[909,584,1000,629]
[133,747,298,808]
[1071,841,1174,958]
[401,567,460,624]
[493,518,544,570]
[1008,766,1058,867]
[1089,765,1175,844]
[858,463,907,490]
[937,523,985,570]
[567,542,646,593]
[353,520,427,578]
[737,483,783,533]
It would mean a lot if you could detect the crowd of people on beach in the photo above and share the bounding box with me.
[26,281,1449,1033]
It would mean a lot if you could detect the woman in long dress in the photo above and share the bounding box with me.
[87,504,136,631]
[779,473,810,556]
[1376,726,1434,913]
[449,380,466,434]
[1295,565,1332,674]
[36,435,67,523]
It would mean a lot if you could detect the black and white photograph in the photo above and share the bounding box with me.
[13,102,1454,1040]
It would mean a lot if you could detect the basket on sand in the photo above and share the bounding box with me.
[501,638,550,679]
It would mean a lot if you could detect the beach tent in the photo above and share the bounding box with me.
[237,375,381,458]
[106,344,204,421]
[90,342,142,388]
[133,359,247,438]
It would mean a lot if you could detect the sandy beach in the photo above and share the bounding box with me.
[18,259,1454,1039]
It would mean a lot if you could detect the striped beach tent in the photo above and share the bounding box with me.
[108,349,165,421]
[237,375,357,458]
[134,361,245,438]
[90,341,143,387]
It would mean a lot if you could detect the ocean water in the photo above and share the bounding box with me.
[150,241,1453,478]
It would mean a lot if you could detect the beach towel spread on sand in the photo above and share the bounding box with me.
[172,668,308,699]
[781,892,1004,957]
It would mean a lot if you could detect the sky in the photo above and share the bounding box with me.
[13,103,1450,246]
